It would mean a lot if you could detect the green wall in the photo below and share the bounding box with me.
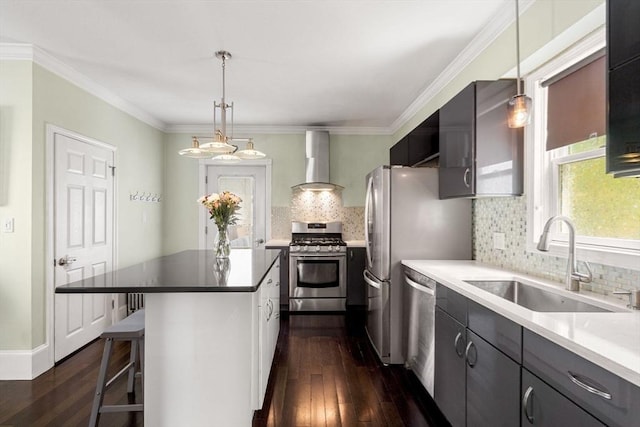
[0,61,165,351]
[0,61,34,349]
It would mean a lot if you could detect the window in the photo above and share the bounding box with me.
[526,29,640,269]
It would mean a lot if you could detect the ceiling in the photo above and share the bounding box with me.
[0,0,515,133]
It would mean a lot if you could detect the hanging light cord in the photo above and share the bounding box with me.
[515,0,522,96]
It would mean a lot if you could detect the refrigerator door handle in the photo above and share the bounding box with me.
[363,270,382,289]
[364,176,374,269]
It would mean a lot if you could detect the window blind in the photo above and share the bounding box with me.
[545,54,606,151]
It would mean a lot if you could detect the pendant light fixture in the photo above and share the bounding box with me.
[178,51,266,160]
[507,0,532,128]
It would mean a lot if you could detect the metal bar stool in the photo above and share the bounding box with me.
[88,309,145,427]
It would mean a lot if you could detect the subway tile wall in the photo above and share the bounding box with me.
[473,196,640,303]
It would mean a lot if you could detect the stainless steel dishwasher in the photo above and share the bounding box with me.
[402,266,436,396]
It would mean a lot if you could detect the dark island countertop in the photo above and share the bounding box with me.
[55,249,280,293]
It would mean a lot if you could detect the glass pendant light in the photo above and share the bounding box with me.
[236,139,266,159]
[179,137,218,158]
[507,0,532,128]
[178,51,264,159]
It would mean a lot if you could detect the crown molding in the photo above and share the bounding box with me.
[0,43,167,131]
[1,0,534,137]
[390,0,536,135]
[165,124,392,136]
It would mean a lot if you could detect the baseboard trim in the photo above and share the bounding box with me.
[0,343,52,380]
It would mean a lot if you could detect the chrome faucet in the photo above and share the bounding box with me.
[537,216,592,291]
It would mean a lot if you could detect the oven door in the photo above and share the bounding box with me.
[289,254,347,299]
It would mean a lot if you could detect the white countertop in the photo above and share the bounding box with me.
[402,260,640,387]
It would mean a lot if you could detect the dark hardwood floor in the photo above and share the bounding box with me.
[254,311,448,427]
[0,339,143,427]
[0,311,446,427]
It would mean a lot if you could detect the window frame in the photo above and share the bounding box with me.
[525,28,640,269]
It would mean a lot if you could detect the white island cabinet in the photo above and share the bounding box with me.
[56,249,281,427]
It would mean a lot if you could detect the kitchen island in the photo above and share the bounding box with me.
[57,249,281,427]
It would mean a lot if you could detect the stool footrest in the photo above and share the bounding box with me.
[105,361,136,390]
[100,404,144,413]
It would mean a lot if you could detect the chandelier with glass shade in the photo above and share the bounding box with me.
[178,51,266,160]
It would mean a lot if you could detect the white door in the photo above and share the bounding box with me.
[205,166,267,249]
[54,132,114,361]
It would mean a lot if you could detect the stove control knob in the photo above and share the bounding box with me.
[316,245,321,252]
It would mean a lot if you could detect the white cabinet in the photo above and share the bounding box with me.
[257,259,280,407]
[145,255,281,426]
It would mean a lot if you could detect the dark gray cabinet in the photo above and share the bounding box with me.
[433,282,639,427]
[607,0,640,177]
[466,330,520,426]
[434,285,520,427]
[523,329,640,427]
[439,80,523,199]
[434,307,466,427]
[347,247,366,306]
[390,110,439,167]
[390,136,409,166]
[521,368,605,427]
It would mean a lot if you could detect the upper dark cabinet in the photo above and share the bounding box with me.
[389,110,439,167]
[607,0,640,177]
[607,0,640,69]
[390,136,409,166]
[439,80,523,199]
[408,110,439,166]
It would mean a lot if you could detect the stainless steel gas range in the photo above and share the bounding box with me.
[289,221,347,312]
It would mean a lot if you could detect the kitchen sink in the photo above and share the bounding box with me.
[464,280,615,313]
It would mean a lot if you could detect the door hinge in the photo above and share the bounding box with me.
[109,165,116,176]
[205,225,208,234]
[205,176,208,184]
[112,300,115,309]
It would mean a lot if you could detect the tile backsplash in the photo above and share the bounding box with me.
[473,196,640,303]
[271,188,364,241]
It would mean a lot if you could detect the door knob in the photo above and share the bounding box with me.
[58,255,77,266]
[255,238,265,245]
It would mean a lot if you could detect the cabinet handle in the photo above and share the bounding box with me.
[463,168,471,188]
[454,332,465,357]
[464,341,477,367]
[267,278,273,284]
[522,386,534,424]
[567,371,612,400]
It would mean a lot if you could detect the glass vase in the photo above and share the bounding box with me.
[214,224,231,258]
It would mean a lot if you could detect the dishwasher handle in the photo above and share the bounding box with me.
[403,274,435,296]
[363,270,382,289]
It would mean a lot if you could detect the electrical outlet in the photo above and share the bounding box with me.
[493,232,505,250]
[3,218,14,233]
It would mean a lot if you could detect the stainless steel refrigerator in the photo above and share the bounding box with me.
[363,165,472,364]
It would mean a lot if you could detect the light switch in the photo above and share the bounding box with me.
[493,232,505,250]
[3,218,14,233]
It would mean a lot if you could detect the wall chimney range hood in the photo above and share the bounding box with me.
[292,130,343,192]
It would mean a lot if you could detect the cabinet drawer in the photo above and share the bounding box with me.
[467,300,521,363]
[523,329,640,427]
[435,283,467,325]
[521,368,605,427]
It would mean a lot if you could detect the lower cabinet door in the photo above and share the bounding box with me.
[521,368,605,427]
[434,307,466,427]
[465,330,520,427]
